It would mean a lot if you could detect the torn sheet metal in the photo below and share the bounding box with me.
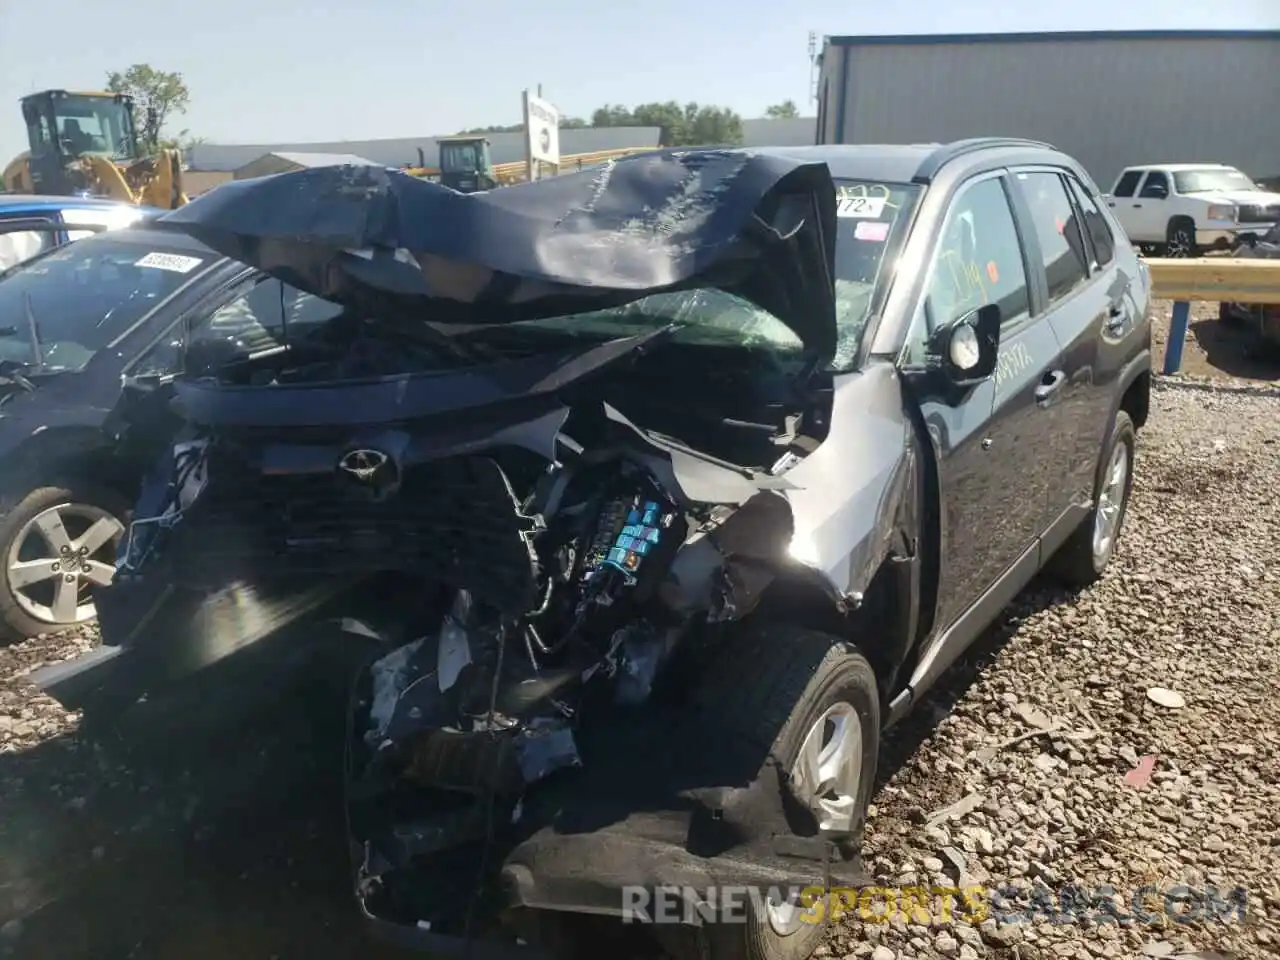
[159,151,840,363]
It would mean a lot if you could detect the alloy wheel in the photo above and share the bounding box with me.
[6,503,123,627]
[1092,442,1130,562]
[766,701,864,935]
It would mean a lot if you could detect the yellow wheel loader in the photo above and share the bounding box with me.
[1,89,187,209]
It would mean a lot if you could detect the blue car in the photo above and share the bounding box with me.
[0,194,160,271]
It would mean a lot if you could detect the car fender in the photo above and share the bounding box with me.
[0,409,115,505]
[1105,348,1152,435]
[781,363,916,606]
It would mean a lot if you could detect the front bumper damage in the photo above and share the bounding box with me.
[78,151,875,952]
[347,627,867,954]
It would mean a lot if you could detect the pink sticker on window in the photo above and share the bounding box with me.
[855,220,890,242]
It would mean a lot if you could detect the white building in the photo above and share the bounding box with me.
[815,29,1279,187]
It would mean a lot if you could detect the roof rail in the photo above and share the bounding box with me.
[913,137,1058,182]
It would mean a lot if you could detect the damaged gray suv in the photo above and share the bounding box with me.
[52,139,1151,959]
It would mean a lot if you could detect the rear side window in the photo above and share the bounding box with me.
[1015,171,1090,304]
[1066,177,1116,269]
[1113,170,1142,197]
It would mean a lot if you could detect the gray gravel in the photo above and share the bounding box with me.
[1,374,1278,960]
[828,375,1280,960]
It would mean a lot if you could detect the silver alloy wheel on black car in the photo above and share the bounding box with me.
[1047,410,1137,587]
[0,484,127,642]
[655,624,881,960]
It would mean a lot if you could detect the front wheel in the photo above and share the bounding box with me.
[1165,218,1198,258]
[658,624,881,960]
[0,482,129,643]
[1047,410,1136,587]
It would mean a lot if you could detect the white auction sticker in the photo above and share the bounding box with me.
[836,196,887,219]
[135,252,204,274]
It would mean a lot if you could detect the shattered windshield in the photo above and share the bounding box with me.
[496,178,921,370]
[0,236,207,373]
[1173,168,1257,194]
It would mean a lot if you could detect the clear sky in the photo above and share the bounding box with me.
[0,0,1275,162]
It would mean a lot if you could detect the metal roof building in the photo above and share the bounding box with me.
[815,30,1280,188]
[233,151,382,180]
[193,127,663,173]
[190,119,821,174]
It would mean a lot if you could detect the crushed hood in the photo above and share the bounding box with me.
[158,149,840,362]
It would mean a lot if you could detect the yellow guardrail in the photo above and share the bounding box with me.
[491,146,657,182]
[1143,257,1280,373]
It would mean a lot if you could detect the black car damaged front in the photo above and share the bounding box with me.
[80,152,930,954]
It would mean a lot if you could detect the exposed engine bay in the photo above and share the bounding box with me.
[95,150,881,952]
[106,315,854,945]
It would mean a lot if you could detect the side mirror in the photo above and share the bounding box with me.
[929,303,1000,388]
[1147,185,1168,200]
[122,372,165,391]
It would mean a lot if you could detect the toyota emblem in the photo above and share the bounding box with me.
[338,448,389,481]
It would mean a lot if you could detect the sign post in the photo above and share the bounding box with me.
[522,89,560,182]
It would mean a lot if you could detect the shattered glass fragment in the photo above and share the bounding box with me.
[514,717,582,783]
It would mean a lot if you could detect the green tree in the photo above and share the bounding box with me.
[765,100,800,119]
[105,64,191,154]
[589,101,743,147]
[457,117,588,135]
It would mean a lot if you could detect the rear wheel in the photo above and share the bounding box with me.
[0,482,128,643]
[1047,410,1135,587]
[656,623,880,960]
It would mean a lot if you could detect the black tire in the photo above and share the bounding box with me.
[1047,410,1136,587]
[1165,218,1198,258]
[0,481,130,644]
[657,623,880,960]
[1219,302,1246,326]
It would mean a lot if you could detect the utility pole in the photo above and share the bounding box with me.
[808,31,819,103]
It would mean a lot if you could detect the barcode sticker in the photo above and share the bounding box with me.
[135,252,203,273]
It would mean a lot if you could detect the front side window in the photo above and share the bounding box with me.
[50,95,135,160]
[903,176,1030,365]
[1138,171,1169,199]
[1172,167,1255,195]
[1015,171,1090,303]
[0,237,207,373]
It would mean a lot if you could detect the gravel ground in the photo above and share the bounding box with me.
[0,341,1277,959]
[828,374,1280,960]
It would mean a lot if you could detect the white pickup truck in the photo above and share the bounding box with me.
[1102,163,1280,257]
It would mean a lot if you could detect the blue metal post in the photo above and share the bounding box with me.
[1163,300,1192,375]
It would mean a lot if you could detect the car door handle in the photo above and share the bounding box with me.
[1035,370,1067,405]
[1132,203,1143,208]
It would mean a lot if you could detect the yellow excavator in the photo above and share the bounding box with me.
[1,89,187,208]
